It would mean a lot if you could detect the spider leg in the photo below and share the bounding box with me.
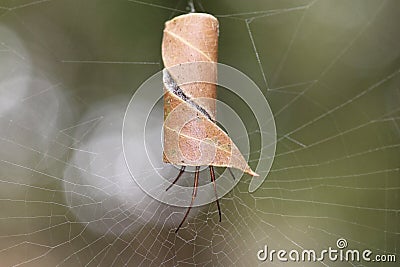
[210,166,222,222]
[166,166,186,191]
[227,168,236,180]
[175,166,199,233]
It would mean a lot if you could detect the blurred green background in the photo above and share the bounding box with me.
[0,0,399,266]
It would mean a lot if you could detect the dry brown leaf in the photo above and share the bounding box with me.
[162,13,258,176]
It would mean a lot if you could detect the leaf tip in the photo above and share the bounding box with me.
[247,169,259,177]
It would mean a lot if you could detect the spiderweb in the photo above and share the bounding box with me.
[0,0,399,266]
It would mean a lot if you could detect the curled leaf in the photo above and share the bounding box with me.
[162,13,258,176]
